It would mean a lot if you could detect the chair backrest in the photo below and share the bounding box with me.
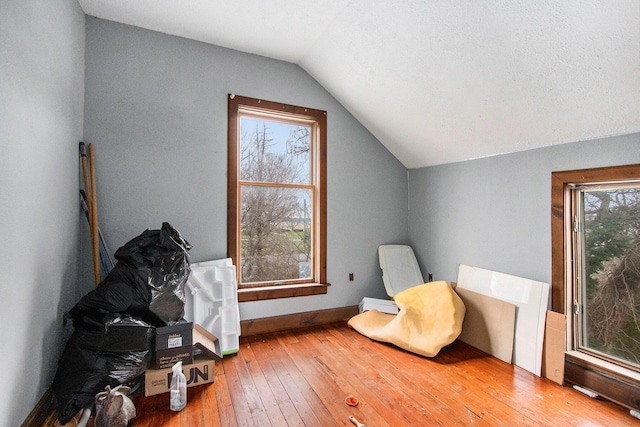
[378,245,425,297]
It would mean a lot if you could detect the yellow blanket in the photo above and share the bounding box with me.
[348,281,465,357]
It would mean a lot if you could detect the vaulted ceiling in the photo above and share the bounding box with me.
[77,0,640,168]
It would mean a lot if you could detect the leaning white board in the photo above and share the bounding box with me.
[457,264,550,376]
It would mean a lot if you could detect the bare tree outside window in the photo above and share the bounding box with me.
[239,118,313,284]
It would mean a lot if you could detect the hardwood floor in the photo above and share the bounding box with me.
[121,322,633,426]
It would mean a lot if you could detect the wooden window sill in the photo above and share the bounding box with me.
[565,351,640,383]
[564,351,640,411]
[238,282,330,302]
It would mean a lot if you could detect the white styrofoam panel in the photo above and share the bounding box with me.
[184,260,240,355]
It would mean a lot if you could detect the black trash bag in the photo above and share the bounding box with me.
[53,223,191,424]
[65,264,163,327]
[66,222,192,326]
[52,314,152,424]
[113,222,192,323]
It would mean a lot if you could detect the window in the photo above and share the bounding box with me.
[551,164,640,409]
[571,182,640,369]
[228,95,328,301]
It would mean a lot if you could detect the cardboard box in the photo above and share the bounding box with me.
[542,310,566,385]
[154,346,193,369]
[193,324,222,361]
[155,321,193,351]
[144,355,215,396]
[153,321,194,369]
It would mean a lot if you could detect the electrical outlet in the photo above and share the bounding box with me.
[349,273,354,281]
[428,273,433,282]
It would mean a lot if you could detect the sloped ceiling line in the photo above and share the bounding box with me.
[78,0,640,168]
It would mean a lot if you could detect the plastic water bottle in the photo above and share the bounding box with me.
[170,361,187,411]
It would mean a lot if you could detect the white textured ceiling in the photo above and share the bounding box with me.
[77,0,640,168]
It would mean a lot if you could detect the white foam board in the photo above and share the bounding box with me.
[457,264,550,376]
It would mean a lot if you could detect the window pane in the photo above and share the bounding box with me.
[240,185,313,284]
[240,117,311,185]
[581,187,640,366]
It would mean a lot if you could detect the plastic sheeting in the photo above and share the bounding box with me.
[66,222,192,326]
[54,223,192,424]
[52,315,152,424]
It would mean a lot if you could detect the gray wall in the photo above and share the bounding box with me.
[83,18,409,321]
[408,133,640,295]
[7,8,634,424]
[0,0,86,425]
